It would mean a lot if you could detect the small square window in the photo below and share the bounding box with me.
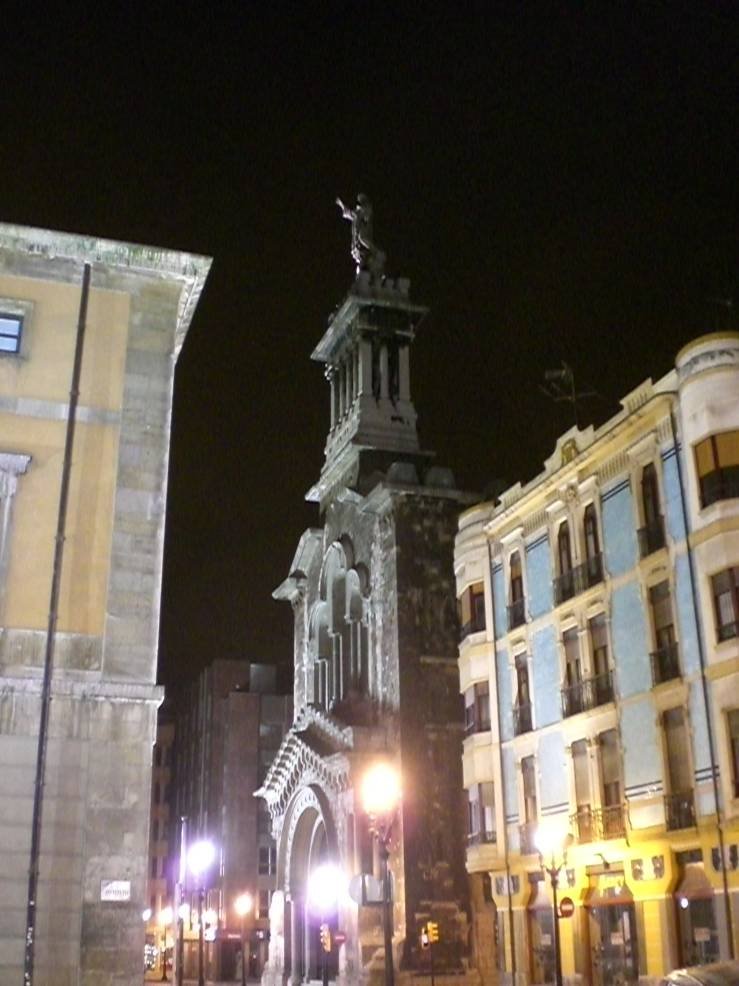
[0,314,22,354]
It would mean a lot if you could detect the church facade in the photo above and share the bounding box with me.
[257,225,481,986]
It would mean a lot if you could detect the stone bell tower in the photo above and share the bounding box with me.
[258,198,479,986]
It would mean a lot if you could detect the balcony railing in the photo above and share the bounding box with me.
[664,790,696,831]
[553,553,604,605]
[638,516,666,557]
[519,821,537,855]
[460,614,486,640]
[507,597,526,631]
[561,670,614,718]
[650,641,681,686]
[467,829,497,846]
[570,804,627,843]
[513,701,533,736]
[718,620,739,643]
[700,467,739,508]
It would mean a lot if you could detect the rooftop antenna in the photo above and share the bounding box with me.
[540,361,600,430]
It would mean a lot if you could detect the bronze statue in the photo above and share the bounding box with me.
[336,194,386,276]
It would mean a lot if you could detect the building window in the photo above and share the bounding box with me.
[571,739,593,842]
[458,581,485,639]
[598,729,625,837]
[464,680,490,734]
[258,846,277,875]
[258,889,270,919]
[663,708,696,830]
[649,582,680,684]
[728,710,739,798]
[0,313,22,354]
[712,567,739,642]
[513,653,532,735]
[695,431,739,507]
[558,521,572,576]
[520,756,537,853]
[561,628,583,717]
[638,463,665,556]
[466,782,496,844]
[507,552,525,630]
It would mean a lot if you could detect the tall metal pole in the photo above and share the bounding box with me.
[23,263,91,986]
[550,866,562,986]
[241,913,247,986]
[380,835,395,986]
[198,885,205,986]
[176,816,188,986]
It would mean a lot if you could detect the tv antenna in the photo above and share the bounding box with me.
[540,361,600,429]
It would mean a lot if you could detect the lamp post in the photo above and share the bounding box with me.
[188,839,216,986]
[535,823,570,986]
[159,906,173,981]
[361,762,402,986]
[234,893,253,986]
[308,862,345,986]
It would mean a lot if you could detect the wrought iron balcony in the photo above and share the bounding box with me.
[664,790,696,831]
[459,614,486,641]
[700,467,739,509]
[650,641,681,686]
[570,804,626,843]
[467,829,497,846]
[638,515,666,557]
[519,821,538,855]
[507,597,526,631]
[512,701,533,736]
[553,553,604,605]
[561,670,614,718]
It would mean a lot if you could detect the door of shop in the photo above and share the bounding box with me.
[588,893,638,986]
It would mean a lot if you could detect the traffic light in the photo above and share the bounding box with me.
[420,926,430,950]
[319,923,332,953]
[427,921,439,943]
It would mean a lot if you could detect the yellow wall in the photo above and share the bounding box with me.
[0,275,130,635]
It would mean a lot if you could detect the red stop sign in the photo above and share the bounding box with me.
[559,897,575,918]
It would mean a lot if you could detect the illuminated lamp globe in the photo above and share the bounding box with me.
[235,892,253,918]
[159,906,173,926]
[534,821,569,860]
[361,763,401,817]
[142,908,152,922]
[188,839,216,877]
[308,862,346,914]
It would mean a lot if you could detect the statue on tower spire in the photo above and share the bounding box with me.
[336,193,386,277]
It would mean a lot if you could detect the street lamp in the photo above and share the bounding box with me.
[308,862,345,986]
[535,822,570,986]
[234,893,253,986]
[361,762,402,986]
[159,906,173,981]
[188,839,216,986]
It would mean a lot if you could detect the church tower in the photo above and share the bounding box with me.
[258,199,479,986]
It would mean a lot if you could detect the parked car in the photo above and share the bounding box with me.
[661,962,739,986]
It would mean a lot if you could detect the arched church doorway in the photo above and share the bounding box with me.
[282,787,339,985]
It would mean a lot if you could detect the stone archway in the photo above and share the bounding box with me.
[279,785,338,985]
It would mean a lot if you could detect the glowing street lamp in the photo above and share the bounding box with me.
[234,892,253,986]
[361,762,402,986]
[188,839,216,986]
[535,821,571,986]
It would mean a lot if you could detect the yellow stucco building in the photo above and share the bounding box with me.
[0,224,210,985]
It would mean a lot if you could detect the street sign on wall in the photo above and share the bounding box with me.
[100,880,131,902]
[559,897,575,918]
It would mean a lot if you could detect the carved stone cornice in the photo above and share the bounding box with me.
[256,705,353,819]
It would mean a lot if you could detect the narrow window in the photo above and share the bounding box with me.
[728,710,739,798]
[650,581,676,651]
[514,654,532,734]
[599,729,621,807]
[558,522,572,575]
[712,567,739,642]
[522,756,537,822]
[572,739,593,841]
[664,708,692,794]
[458,582,486,639]
[562,628,583,717]
[480,781,496,841]
[583,504,600,561]
[508,551,525,629]
[641,463,660,527]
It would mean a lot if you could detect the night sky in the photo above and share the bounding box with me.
[1,5,736,687]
